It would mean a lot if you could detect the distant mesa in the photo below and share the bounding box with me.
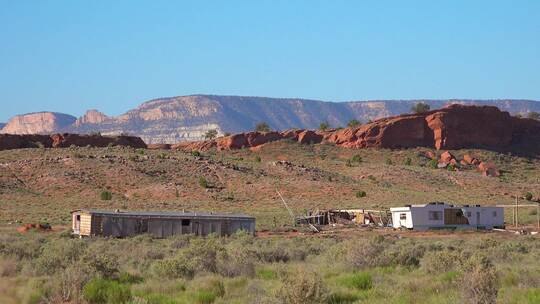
[74,109,110,126]
[1,112,76,135]
[1,95,540,144]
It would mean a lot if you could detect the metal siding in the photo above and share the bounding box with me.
[148,219,163,238]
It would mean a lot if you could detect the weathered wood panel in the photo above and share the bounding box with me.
[444,208,469,225]
[80,214,92,236]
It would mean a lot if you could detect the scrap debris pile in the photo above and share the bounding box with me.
[296,209,391,230]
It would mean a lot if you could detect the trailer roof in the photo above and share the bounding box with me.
[72,209,255,220]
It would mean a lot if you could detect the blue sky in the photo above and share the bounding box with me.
[1,1,539,122]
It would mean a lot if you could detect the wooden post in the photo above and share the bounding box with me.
[515,195,518,228]
[537,203,539,229]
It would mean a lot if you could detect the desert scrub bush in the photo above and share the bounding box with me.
[198,176,209,188]
[459,254,499,304]
[355,190,367,198]
[191,276,225,303]
[83,278,131,304]
[80,253,120,279]
[343,236,387,269]
[0,257,18,277]
[525,192,533,201]
[278,267,328,304]
[191,150,201,157]
[404,157,412,166]
[255,155,261,162]
[421,249,464,274]
[385,158,393,165]
[100,190,112,200]
[216,239,256,277]
[337,272,373,291]
[135,148,145,155]
[152,255,195,279]
[382,239,426,268]
[34,238,85,275]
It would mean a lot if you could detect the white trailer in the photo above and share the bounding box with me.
[391,202,504,230]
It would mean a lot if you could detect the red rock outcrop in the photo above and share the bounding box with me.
[169,105,540,153]
[477,162,501,177]
[0,133,146,151]
[147,144,172,150]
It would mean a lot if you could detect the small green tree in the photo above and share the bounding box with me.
[525,192,533,201]
[319,121,330,131]
[527,111,540,120]
[356,191,367,198]
[199,176,208,188]
[255,122,270,132]
[204,129,218,140]
[411,102,431,113]
[347,119,360,128]
[100,190,112,201]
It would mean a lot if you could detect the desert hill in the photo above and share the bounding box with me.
[2,95,540,143]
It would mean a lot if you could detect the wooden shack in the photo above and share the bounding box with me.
[71,209,255,237]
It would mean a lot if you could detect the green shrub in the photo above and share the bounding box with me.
[135,149,145,155]
[428,159,438,169]
[327,291,360,304]
[404,157,412,166]
[83,278,131,304]
[256,268,277,280]
[198,177,208,189]
[355,191,367,198]
[525,192,533,201]
[351,155,362,163]
[255,122,271,132]
[191,150,201,157]
[385,158,393,165]
[447,164,455,171]
[100,190,112,201]
[319,121,330,131]
[194,290,217,304]
[255,155,261,162]
[339,272,373,290]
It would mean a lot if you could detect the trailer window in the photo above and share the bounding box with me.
[400,213,407,220]
[428,211,442,220]
[182,219,190,226]
[76,215,80,221]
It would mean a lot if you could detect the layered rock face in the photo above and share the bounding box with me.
[2,95,539,144]
[1,112,76,134]
[0,133,146,151]
[172,105,540,152]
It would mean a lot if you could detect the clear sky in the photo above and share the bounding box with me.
[1,1,539,122]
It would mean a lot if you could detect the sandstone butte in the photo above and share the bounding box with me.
[169,104,540,152]
[0,133,146,151]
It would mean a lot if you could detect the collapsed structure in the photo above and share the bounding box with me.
[71,209,255,237]
[390,202,504,230]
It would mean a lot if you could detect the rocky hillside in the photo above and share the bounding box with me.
[2,95,539,144]
[172,105,540,155]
